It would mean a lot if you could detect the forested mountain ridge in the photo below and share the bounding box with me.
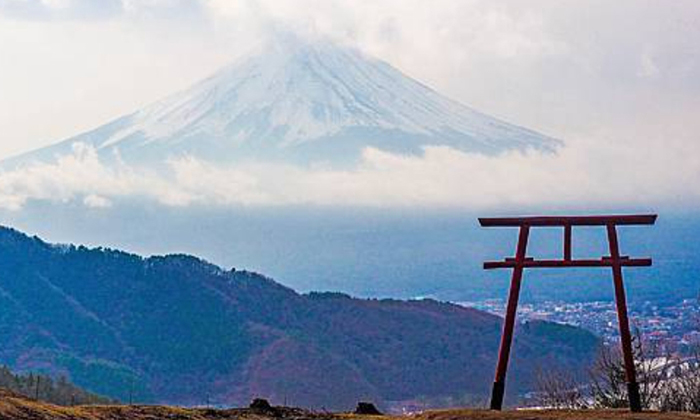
[0,226,598,409]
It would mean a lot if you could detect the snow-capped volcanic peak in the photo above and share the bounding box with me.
[7,37,559,167]
[123,39,422,146]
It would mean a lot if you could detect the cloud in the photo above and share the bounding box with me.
[83,194,112,208]
[637,51,660,79]
[0,143,165,210]
[1,139,697,211]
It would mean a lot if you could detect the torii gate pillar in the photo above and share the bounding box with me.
[479,215,656,412]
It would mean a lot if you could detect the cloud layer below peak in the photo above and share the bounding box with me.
[1,138,697,212]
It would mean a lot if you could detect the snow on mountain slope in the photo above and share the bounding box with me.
[4,37,560,168]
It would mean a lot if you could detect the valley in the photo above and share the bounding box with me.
[464,298,699,351]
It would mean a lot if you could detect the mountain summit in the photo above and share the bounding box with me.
[7,38,559,167]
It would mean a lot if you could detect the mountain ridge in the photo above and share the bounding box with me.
[0,225,598,410]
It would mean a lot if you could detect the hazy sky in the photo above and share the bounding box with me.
[0,0,699,210]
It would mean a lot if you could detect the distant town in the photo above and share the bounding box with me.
[461,298,700,354]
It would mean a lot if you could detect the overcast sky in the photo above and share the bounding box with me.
[0,0,699,210]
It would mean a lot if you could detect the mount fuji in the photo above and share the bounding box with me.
[5,38,559,169]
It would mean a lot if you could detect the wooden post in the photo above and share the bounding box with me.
[606,224,642,412]
[564,224,572,261]
[490,225,530,410]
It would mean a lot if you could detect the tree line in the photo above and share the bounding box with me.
[0,366,115,406]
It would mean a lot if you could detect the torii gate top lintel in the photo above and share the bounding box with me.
[479,214,657,227]
[480,213,657,413]
[480,214,657,270]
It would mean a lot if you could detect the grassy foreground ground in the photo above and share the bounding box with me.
[1,390,699,420]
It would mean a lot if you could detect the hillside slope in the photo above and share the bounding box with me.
[0,226,598,410]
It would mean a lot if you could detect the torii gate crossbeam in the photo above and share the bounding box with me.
[479,214,657,412]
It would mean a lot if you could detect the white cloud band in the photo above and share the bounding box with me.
[1,140,697,211]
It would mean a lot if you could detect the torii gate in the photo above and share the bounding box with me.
[479,214,657,412]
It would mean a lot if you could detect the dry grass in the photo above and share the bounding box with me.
[1,390,699,420]
[0,389,332,420]
[415,408,700,420]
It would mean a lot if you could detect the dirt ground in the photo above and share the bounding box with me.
[1,390,698,420]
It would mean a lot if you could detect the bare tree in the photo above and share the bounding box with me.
[586,294,700,413]
[634,332,669,409]
[681,355,700,413]
[533,329,700,413]
[589,344,628,409]
[533,367,587,409]
[658,351,700,413]
[662,294,700,413]
[589,330,668,410]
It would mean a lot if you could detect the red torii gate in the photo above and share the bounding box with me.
[479,214,657,412]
